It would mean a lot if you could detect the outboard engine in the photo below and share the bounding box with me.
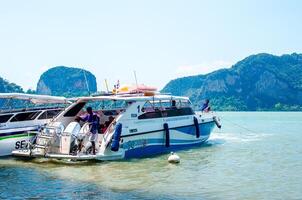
[30,122,65,157]
[78,123,93,153]
[60,122,81,154]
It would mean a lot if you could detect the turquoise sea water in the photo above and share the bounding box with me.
[1,112,302,200]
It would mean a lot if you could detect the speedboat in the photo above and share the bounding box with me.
[12,91,221,160]
[0,93,70,156]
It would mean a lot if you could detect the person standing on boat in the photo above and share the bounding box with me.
[201,99,211,112]
[171,100,177,109]
[79,107,100,155]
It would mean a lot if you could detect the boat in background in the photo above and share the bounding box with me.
[13,91,221,161]
[0,93,70,156]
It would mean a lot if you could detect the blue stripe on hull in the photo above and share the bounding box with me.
[124,141,206,159]
[176,121,215,136]
[123,121,215,159]
[199,121,215,136]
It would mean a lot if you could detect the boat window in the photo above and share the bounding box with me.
[175,100,182,108]
[0,114,13,123]
[103,110,118,116]
[160,100,172,109]
[180,100,191,107]
[138,107,194,120]
[141,101,154,112]
[138,110,162,119]
[153,101,162,109]
[10,111,42,122]
[83,100,127,111]
[162,107,194,117]
[38,109,62,120]
[144,100,178,111]
[64,102,86,117]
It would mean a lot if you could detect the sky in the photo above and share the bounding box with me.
[0,0,302,91]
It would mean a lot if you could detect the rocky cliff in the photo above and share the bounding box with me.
[36,66,97,96]
[162,53,302,111]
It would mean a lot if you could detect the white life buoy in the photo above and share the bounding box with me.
[168,152,180,164]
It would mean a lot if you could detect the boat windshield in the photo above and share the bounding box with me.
[61,99,129,134]
[138,99,194,119]
[142,99,192,111]
[64,100,128,118]
[84,99,128,111]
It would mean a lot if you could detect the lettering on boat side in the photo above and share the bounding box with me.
[121,139,148,150]
[131,114,137,118]
[0,124,6,127]
[134,119,156,124]
[15,140,28,149]
[129,129,138,133]
[137,105,140,113]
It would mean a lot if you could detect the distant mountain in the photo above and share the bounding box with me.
[162,53,302,111]
[36,66,97,97]
[0,76,23,93]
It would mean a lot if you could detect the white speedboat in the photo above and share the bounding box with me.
[0,93,70,156]
[12,91,221,160]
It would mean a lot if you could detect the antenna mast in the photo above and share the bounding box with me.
[134,70,139,93]
[82,69,90,96]
[104,79,109,93]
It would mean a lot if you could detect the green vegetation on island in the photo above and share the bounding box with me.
[0,77,23,93]
[36,66,97,97]
[162,53,302,111]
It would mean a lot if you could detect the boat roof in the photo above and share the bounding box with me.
[0,93,71,104]
[73,94,190,103]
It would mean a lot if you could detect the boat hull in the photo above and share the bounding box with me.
[0,128,37,157]
[13,121,216,161]
[121,121,215,159]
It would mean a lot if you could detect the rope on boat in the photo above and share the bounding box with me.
[209,111,262,135]
[222,117,261,135]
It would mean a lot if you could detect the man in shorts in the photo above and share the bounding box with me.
[79,107,100,155]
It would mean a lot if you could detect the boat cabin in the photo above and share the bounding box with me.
[50,94,195,135]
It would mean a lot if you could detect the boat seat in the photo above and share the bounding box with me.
[79,122,91,136]
[64,122,81,137]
